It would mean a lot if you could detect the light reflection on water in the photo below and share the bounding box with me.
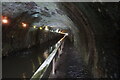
[22,73,27,79]
[31,60,36,73]
[3,35,63,78]
[3,45,55,78]
[38,56,42,65]
[43,50,49,59]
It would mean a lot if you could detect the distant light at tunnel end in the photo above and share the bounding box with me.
[45,26,49,31]
[65,33,68,36]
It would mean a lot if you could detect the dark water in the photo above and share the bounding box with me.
[3,36,63,78]
[3,47,45,78]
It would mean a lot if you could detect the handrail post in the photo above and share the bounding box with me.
[58,48,61,58]
[58,41,64,57]
[61,41,64,53]
[31,34,67,80]
[52,58,55,75]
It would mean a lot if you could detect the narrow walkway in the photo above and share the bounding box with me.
[50,38,91,78]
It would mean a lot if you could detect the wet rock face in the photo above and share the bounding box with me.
[2,2,66,57]
[2,2,73,58]
[60,2,119,78]
[2,2,37,56]
[2,2,37,18]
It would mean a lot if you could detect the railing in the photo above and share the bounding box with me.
[30,34,67,80]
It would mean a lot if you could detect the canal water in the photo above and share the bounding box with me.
[3,36,62,78]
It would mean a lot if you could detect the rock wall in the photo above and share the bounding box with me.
[60,2,119,78]
[2,26,61,57]
[2,2,66,57]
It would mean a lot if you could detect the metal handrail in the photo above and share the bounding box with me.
[30,34,67,80]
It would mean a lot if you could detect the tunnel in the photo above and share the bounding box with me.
[1,2,120,79]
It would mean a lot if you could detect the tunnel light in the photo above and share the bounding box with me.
[45,26,49,31]
[2,16,9,24]
[33,25,36,29]
[22,22,27,28]
[39,27,42,30]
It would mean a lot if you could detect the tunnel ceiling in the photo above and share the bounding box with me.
[2,2,74,30]
[2,2,80,48]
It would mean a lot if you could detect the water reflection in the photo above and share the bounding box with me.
[38,56,42,65]
[3,47,51,78]
[3,36,63,78]
[3,44,55,78]
[22,73,27,79]
[31,60,36,73]
[43,50,49,59]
